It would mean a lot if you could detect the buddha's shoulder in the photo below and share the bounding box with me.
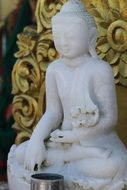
[46,59,62,73]
[89,58,113,76]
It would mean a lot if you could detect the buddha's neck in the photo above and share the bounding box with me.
[61,54,90,68]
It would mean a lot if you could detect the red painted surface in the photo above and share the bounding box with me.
[0,161,6,169]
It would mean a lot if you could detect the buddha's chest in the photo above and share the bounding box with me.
[55,66,94,103]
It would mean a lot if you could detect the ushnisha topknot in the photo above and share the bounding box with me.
[52,0,96,29]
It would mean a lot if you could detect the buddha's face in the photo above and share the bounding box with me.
[52,18,89,59]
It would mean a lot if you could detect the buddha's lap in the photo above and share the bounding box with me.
[15,137,127,178]
[70,156,126,178]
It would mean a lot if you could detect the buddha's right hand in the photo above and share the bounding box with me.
[24,140,46,171]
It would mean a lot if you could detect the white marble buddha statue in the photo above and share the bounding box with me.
[8,0,127,190]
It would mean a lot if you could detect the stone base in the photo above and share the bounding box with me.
[8,171,29,190]
[7,145,30,190]
[0,182,8,190]
[7,145,127,190]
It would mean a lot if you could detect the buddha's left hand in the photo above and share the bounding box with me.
[50,129,74,143]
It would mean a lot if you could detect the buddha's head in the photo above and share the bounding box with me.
[52,0,98,59]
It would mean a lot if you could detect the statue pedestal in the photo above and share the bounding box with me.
[7,145,30,190]
[8,145,127,190]
[8,172,29,190]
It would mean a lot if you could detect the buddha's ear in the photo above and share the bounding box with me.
[89,27,98,58]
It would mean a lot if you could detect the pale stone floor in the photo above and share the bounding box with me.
[0,182,8,190]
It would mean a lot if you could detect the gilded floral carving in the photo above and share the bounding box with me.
[12,94,41,144]
[85,0,127,85]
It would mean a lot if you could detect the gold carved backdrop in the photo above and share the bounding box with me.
[12,0,127,145]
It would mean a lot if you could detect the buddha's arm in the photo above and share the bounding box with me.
[83,63,118,137]
[93,64,117,133]
[30,65,63,143]
[24,65,63,170]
